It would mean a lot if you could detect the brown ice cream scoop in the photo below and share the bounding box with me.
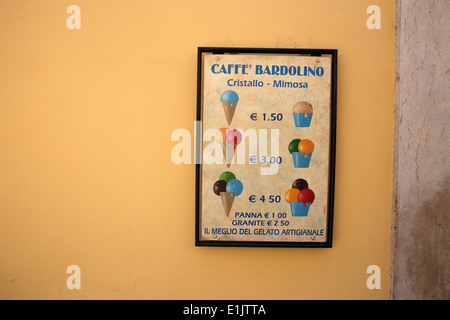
[293,101,313,114]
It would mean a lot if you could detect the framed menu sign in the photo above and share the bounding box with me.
[195,47,337,247]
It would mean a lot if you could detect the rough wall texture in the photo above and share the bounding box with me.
[391,0,450,299]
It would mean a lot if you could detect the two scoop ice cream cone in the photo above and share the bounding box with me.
[216,128,242,167]
[288,138,315,168]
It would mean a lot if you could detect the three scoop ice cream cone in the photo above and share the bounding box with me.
[213,172,243,217]
[285,179,315,217]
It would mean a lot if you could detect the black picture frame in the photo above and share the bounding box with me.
[195,47,337,248]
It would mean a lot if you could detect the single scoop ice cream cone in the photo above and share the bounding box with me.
[220,90,239,125]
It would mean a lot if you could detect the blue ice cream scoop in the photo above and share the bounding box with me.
[220,90,239,107]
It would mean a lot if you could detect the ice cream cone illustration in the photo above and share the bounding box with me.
[285,179,315,217]
[222,103,236,125]
[220,90,239,125]
[220,192,234,217]
[213,171,243,217]
[292,101,313,127]
[288,138,315,168]
[216,128,242,167]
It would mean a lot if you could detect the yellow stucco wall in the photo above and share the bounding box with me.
[0,0,395,299]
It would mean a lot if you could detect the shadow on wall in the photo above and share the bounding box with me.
[408,176,450,299]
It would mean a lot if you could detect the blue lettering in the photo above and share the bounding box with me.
[220,65,228,74]
[272,65,280,75]
[288,66,296,75]
[316,67,324,76]
[211,64,219,74]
